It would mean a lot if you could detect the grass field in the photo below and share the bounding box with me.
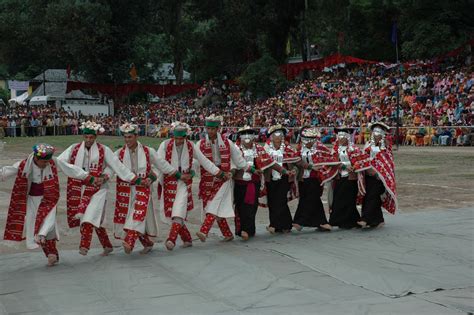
[0,136,473,254]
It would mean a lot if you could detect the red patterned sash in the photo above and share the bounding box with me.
[198,135,230,209]
[66,143,105,228]
[162,139,194,218]
[4,159,59,241]
[114,145,151,225]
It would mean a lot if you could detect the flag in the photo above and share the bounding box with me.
[286,37,291,55]
[66,65,71,79]
[129,63,138,81]
[391,22,398,45]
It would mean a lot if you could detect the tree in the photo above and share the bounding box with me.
[239,54,286,99]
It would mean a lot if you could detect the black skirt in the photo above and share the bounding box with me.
[329,177,360,229]
[293,178,328,227]
[266,177,293,232]
[360,175,385,226]
[234,181,259,237]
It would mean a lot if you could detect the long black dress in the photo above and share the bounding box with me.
[360,174,385,226]
[234,180,260,237]
[293,177,328,228]
[266,175,293,232]
[329,176,361,229]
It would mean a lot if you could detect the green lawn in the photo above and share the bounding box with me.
[2,135,165,153]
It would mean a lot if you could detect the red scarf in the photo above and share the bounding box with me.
[114,145,151,225]
[66,143,105,228]
[4,159,59,241]
[309,142,340,184]
[332,143,371,172]
[198,134,231,209]
[364,140,397,214]
[162,139,194,218]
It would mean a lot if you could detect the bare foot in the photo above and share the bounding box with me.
[101,247,114,256]
[357,221,368,228]
[196,232,207,242]
[266,226,276,234]
[376,222,385,229]
[181,242,192,248]
[140,246,153,255]
[122,242,132,255]
[292,223,303,231]
[47,254,58,266]
[241,231,249,241]
[319,224,332,231]
[79,247,88,256]
[222,235,234,242]
[165,240,175,251]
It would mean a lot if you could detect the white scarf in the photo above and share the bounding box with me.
[72,141,101,171]
[120,142,148,176]
[169,139,192,172]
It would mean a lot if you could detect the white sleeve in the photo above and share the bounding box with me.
[104,146,136,182]
[0,161,21,181]
[229,140,248,170]
[193,142,220,175]
[153,143,176,175]
[57,144,73,162]
[103,149,119,178]
[54,158,88,180]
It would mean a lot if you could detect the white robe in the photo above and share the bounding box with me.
[111,142,175,238]
[58,141,137,228]
[195,135,247,218]
[157,139,220,222]
[1,157,88,249]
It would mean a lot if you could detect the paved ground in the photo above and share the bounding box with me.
[0,208,473,314]
[0,139,473,314]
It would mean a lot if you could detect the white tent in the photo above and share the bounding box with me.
[29,95,49,105]
[8,91,29,105]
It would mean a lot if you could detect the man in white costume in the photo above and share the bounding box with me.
[1,144,91,266]
[58,121,139,256]
[112,123,176,254]
[157,121,221,250]
[195,114,249,242]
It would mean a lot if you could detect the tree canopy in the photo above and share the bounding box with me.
[0,0,472,85]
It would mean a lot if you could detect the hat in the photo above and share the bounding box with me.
[268,124,287,136]
[205,114,223,127]
[237,125,258,135]
[300,126,320,139]
[171,121,191,137]
[119,122,139,135]
[334,126,354,134]
[33,143,55,160]
[369,121,390,134]
[80,121,104,135]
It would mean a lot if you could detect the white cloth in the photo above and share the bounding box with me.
[58,141,137,228]
[195,135,247,218]
[338,146,351,177]
[157,139,220,222]
[264,143,284,181]
[301,146,313,179]
[1,156,88,249]
[112,143,163,238]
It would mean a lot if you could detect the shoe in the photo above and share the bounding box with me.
[79,247,88,256]
[196,231,207,242]
[181,242,193,248]
[165,240,176,251]
[140,246,153,255]
[318,224,332,232]
[266,226,276,234]
[292,223,303,231]
[47,254,58,266]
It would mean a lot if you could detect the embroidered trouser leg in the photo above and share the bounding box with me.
[41,239,59,260]
[138,234,154,247]
[123,230,139,249]
[167,222,181,245]
[80,223,94,250]
[95,226,113,249]
[217,218,233,238]
[179,224,192,243]
[199,213,216,236]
